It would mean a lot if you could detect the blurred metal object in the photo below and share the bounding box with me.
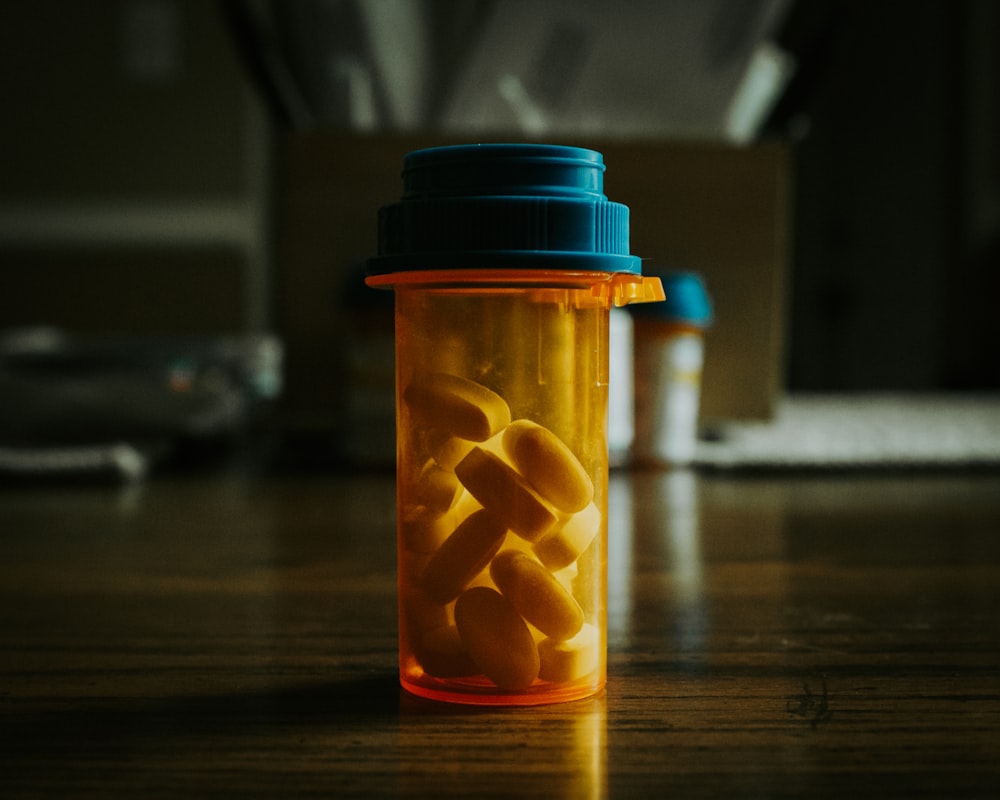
[0,443,150,484]
[0,328,282,481]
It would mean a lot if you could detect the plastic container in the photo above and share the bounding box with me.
[631,270,713,467]
[607,306,634,467]
[367,143,663,705]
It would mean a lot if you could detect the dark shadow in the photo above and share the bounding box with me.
[1,672,402,758]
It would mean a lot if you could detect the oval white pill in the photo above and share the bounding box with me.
[502,419,594,513]
[417,624,478,678]
[490,550,584,641]
[455,446,559,543]
[538,623,600,683]
[454,586,540,691]
[416,461,463,513]
[400,505,455,554]
[533,502,602,570]
[425,430,475,471]
[421,508,507,603]
[404,373,511,442]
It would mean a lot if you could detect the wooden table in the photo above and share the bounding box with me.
[2,463,999,798]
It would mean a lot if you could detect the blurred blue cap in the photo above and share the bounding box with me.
[629,270,712,326]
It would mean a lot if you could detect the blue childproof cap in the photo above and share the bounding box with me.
[367,143,643,275]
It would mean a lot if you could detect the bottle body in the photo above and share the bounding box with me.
[392,274,609,705]
[632,319,706,467]
[630,270,712,468]
[607,306,635,467]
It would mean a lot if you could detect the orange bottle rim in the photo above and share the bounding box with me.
[365,269,664,308]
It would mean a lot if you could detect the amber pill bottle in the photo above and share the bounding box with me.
[367,144,663,705]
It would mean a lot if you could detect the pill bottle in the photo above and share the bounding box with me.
[607,306,634,467]
[367,143,663,705]
[630,270,713,468]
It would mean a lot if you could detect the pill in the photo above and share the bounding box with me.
[401,581,450,634]
[421,508,507,603]
[426,431,476,471]
[400,505,454,554]
[533,502,602,570]
[415,461,464,513]
[489,550,584,641]
[553,561,578,593]
[455,446,559,543]
[454,586,540,691]
[464,532,532,591]
[538,624,600,683]
[404,373,511,442]
[502,419,594,513]
[417,624,478,678]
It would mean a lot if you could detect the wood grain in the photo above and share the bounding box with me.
[2,468,998,798]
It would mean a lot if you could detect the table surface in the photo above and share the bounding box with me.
[2,461,999,798]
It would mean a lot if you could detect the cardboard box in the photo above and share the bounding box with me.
[598,139,791,421]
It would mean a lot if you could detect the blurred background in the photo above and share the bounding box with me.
[1,0,998,477]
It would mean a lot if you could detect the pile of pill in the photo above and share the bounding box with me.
[400,372,603,692]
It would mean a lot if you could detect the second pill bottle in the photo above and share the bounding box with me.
[367,144,663,705]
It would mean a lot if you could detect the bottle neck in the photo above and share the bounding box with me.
[367,269,664,310]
